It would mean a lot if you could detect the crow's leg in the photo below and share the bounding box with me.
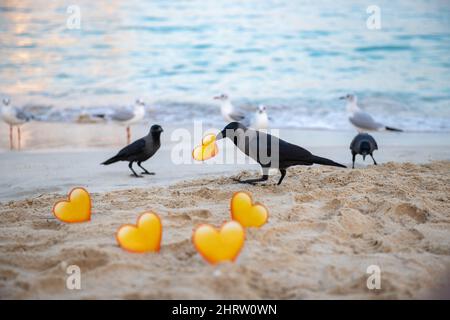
[352,153,356,169]
[236,175,269,185]
[137,161,155,175]
[126,126,131,144]
[128,162,142,177]
[9,125,13,150]
[235,167,269,185]
[277,169,287,185]
[370,154,377,165]
[17,126,21,150]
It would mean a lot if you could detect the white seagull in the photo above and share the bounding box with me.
[214,94,246,123]
[0,98,32,150]
[213,94,269,130]
[251,104,269,130]
[340,94,402,132]
[103,99,147,144]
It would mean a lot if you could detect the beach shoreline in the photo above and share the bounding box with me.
[1,122,450,201]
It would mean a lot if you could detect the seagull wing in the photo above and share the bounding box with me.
[228,109,246,122]
[349,110,383,131]
[111,108,134,122]
[15,108,32,121]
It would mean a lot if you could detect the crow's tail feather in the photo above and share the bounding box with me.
[101,156,120,165]
[385,126,402,132]
[311,155,346,168]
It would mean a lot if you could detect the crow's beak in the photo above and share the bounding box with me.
[216,130,225,140]
[339,96,345,100]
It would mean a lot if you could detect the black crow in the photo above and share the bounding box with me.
[102,124,163,177]
[216,122,346,185]
[350,133,378,169]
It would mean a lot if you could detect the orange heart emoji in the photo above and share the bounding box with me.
[192,134,219,161]
[230,191,269,228]
[193,221,245,264]
[53,187,91,223]
[116,212,162,253]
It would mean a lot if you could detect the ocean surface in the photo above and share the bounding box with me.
[0,0,449,131]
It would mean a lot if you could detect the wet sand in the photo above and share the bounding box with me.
[1,121,450,201]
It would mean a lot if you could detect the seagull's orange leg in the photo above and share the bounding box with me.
[17,126,21,150]
[9,125,13,150]
[126,126,131,144]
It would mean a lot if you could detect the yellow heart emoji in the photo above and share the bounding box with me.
[116,212,162,253]
[192,134,219,161]
[230,191,269,228]
[193,221,245,264]
[53,187,91,223]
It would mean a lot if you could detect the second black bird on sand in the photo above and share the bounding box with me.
[216,122,346,185]
[102,124,163,177]
[350,133,378,169]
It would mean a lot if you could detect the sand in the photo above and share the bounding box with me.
[0,122,449,299]
[0,161,449,299]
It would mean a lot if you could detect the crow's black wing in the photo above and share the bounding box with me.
[350,135,359,151]
[277,138,313,162]
[256,131,345,169]
[255,132,313,166]
[368,135,378,150]
[115,139,146,159]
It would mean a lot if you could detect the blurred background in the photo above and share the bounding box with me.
[0,0,449,131]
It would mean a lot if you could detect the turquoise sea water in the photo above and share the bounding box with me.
[0,0,449,131]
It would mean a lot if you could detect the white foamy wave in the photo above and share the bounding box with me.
[19,96,450,133]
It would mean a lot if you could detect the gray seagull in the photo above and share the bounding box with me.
[94,99,147,144]
[0,98,33,150]
[214,94,247,122]
[340,94,402,132]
